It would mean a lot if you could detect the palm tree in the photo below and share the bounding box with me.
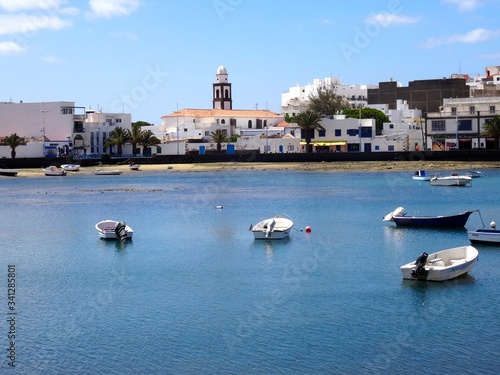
[104,126,129,155]
[210,129,229,153]
[138,129,161,155]
[4,133,25,158]
[483,115,500,149]
[294,110,324,153]
[126,122,144,154]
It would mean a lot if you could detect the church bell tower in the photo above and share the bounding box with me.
[213,65,232,110]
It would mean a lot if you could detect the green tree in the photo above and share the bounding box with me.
[343,108,389,135]
[139,129,161,155]
[4,133,25,158]
[126,122,144,154]
[308,87,350,116]
[294,110,324,153]
[104,126,129,155]
[483,115,500,149]
[210,129,229,153]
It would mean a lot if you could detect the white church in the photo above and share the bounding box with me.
[152,66,301,154]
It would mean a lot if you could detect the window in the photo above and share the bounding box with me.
[205,131,210,136]
[318,129,326,137]
[61,108,73,115]
[248,120,252,129]
[469,106,475,115]
[458,119,472,131]
[221,119,225,124]
[347,129,358,136]
[375,145,380,151]
[116,118,122,123]
[490,106,496,114]
[184,128,188,132]
[431,120,445,132]
[388,145,395,151]
[300,129,315,139]
[335,129,341,137]
[451,107,457,116]
[360,127,372,138]
[389,124,394,129]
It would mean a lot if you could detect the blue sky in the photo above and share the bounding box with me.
[1,0,499,124]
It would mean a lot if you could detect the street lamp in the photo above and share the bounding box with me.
[265,125,268,153]
[40,106,48,156]
[456,112,459,151]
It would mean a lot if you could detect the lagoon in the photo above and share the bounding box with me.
[1,169,500,374]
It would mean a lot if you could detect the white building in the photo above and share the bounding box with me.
[0,100,134,158]
[153,66,301,154]
[425,96,500,150]
[369,100,424,151]
[281,77,377,117]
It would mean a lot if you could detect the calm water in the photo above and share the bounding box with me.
[1,167,500,374]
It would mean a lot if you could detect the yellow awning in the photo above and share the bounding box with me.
[313,141,347,146]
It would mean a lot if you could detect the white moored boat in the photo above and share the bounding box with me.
[0,168,19,176]
[61,164,80,172]
[468,221,500,244]
[42,166,67,176]
[95,220,133,241]
[129,163,140,170]
[251,215,294,240]
[400,245,478,281]
[94,169,123,175]
[430,172,472,187]
[412,170,433,181]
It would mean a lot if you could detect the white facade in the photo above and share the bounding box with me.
[281,77,377,116]
[0,101,135,158]
[425,96,500,150]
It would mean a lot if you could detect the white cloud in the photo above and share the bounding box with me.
[88,0,142,18]
[0,0,66,12]
[365,13,418,27]
[443,0,482,11]
[422,28,500,48]
[0,41,27,54]
[0,14,71,35]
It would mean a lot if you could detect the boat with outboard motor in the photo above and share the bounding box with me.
[95,220,133,241]
[400,245,478,281]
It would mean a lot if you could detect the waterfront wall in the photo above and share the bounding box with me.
[1,149,499,169]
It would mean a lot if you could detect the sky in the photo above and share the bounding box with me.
[1,0,499,125]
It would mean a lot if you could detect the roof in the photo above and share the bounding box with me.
[162,108,283,119]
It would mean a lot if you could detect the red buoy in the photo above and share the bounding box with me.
[305,226,312,232]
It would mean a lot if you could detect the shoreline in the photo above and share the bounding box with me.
[5,160,500,177]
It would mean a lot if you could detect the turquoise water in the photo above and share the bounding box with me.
[1,168,500,374]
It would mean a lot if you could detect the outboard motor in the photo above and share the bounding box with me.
[411,252,428,279]
[115,222,128,242]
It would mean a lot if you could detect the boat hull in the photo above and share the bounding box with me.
[61,164,80,172]
[430,176,472,186]
[95,220,133,240]
[392,211,472,227]
[0,169,19,176]
[401,246,478,281]
[252,217,293,240]
[42,167,66,176]
[94,169,123,175]
[467,229,500,244]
